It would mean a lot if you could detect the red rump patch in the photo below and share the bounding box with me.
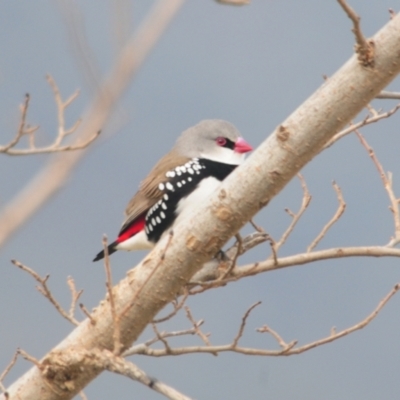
[116,214,146,243]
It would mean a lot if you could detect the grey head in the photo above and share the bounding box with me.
[173,119,251,165]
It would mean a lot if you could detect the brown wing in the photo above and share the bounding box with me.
[120,152,190,232]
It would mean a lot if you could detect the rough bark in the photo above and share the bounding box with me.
[3,13,400,400]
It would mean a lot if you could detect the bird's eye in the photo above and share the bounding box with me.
[216,137,227,146]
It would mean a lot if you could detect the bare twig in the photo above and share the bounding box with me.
[0,78,100,156]
[11,260,79,325]
[0,351,19,392]
[79,303,96,325]
[274,174,311,252]
[67,276,83,321]
[102,236,121,354]
[355,131,400,246]
[307,182,346,252]
[184,307,213,350]
[266,235,278,265]
[237,246,400,278]
[191,246,400,291]
[257,325,297,352]
[17,349,41,369]
[131,284,399,357]
[232,302,261,347]
[337,0,374,67]
[124,324,204,357]
[219,234,243,280]
[324,103,400,149]
[152,324,172,353]
[0,94,32,152]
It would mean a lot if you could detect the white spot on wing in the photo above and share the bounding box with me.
[158,183,165,191]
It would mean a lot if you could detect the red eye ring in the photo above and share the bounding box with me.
[216,137,227,146]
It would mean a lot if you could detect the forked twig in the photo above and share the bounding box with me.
[124,324,205,357]
[184,306,213,351]
[324,103,400,149]
[307,182,346,252]
[11,260,79,325]
[0,76,100,155]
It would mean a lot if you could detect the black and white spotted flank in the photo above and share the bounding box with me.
[144,158,236,243]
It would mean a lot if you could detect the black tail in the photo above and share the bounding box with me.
[93,241,118,262]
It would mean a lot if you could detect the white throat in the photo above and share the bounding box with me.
[200,147,245,165]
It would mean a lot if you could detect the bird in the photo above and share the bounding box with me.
[93,119,252,262]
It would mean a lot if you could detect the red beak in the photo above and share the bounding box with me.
[234,137,253,154]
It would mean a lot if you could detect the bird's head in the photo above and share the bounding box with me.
[175,119,253,165]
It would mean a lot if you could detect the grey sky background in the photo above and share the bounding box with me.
[1,1,400,399]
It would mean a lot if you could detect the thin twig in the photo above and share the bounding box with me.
[124,324,204,357]
[0,351,19,392]
[152,324,172,353]
[79,303,96,325]
[67,276,83,321]
[191,246,400,291]
[307,182,346,252]
[102,236,121,355]
[274,174,311,252]
[257,325,297,352]
[219,234,242,280]
[11,260,79,325]
[17,349,41,369]
[355,131,400,246]
[184,307,213,349]
[337,0,374,67]
[0,94,31,152]
[232,302,261,347]
[324,103,400,149]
